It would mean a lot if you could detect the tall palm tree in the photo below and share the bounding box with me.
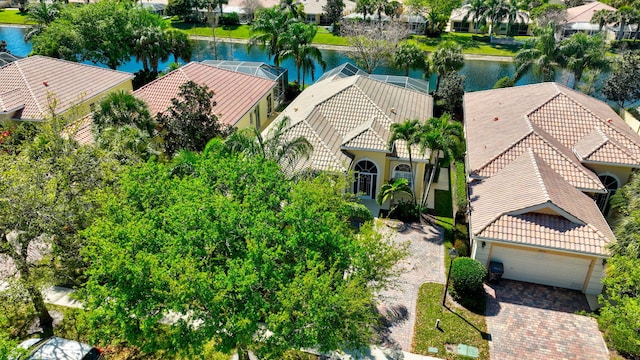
[505,0,527,36]
[356,0,374,20]
[419,113,465,209]
[557,33,609,89]
[132,26,171,74]
[224,116,313,172]
[281,0,304,19]
[613,6,637,41]
[429,41,464,93]
[165,29,192,63]
[24,2,61,41]
[461,0,488,33]
[513,23,558,82]
[388,119,421,205]
[279,23,326,87]
[249,7,292,66]
[484,0,509,42]
[590,9,614,33]
[392,42,428,76]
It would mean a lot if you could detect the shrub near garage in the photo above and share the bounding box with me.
[450,257,487,300]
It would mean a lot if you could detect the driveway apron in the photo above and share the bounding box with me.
[485,280,609,360]
[377,222,445,351]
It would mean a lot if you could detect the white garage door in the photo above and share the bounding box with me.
[490,246,592,291]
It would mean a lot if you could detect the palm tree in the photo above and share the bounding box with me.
[419,113,465,209]
[557,33,609,89]
[590,9,614,33]
[356,0,374,20]
[24,2,61,41]
[392,42,428,76]
[504,0,527,36]
[377,178,413,216]
[93,90,155,137]
[279,23,326,87]
[484,0,509,42]
[166,29,192,63]
[613,6,637,41]
[429,41,464,93]
[461,0,488,33]
[249,7,292,66]
[388,119,421,205]
[132,26,171,74]
[281,0,304,19]
[514,23,558,82]
[224,116,313,172]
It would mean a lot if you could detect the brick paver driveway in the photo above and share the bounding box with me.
[485,280,609,360]
[377,222,445,351]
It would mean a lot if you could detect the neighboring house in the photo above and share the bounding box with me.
[201,60,288,105]
[447,5,532,36]
[134,62,279,131]
[464,82,640,295]
[562,1,616,38]
[0,55,133,122]
[264,63,446,215]
[299,0,356,25]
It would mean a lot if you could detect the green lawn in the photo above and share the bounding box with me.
[0,9,32,24]
[408,32,521,56]
[413,283,490,360]
[168,19,252,39]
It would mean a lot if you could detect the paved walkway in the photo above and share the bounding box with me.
[485,280,609,360]
[377,222,445,352]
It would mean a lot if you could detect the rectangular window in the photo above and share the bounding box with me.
[254,106,260,129]
[267,94,273,115]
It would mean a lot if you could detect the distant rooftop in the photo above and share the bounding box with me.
[317,63,431,94]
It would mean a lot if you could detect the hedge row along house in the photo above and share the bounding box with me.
[464,82,640,299]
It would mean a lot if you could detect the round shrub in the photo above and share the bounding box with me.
[450,257,487,299]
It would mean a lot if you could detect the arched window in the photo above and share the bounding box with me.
[393,163,413,189]
[354,160,378,199]
[595,175,619,216]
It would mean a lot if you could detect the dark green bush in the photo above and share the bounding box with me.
[389,200,421,222]
[493,76,515,89]
[450,257,486,299]
[220,12,240,26]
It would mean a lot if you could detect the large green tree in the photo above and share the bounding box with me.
[392,42,428,76]
[156,81,231,156]
[557,33,609,89]
[323,0,345,26]
[429,41,464,93]
[250,7,294,66]
[79,144,405,358]
[279,22,326,87]
[602,51,640,109]
[514,23,559,82]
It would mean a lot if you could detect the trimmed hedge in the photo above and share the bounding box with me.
[450,257,486,299]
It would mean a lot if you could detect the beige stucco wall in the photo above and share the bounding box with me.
[585,163,634,188]
[349,151,450,210]
[58,79,134,122]
[232,88,278,132]
[621,108,640,134]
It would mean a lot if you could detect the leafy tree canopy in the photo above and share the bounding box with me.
[602,51,640,109]
[80,144,405,358]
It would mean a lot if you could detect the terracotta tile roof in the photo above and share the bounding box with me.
[469,150,614,255]
[0,56,133,120]
[566,1,616,24]
[465,83,640,178]
[574,127,640,165]
[63,114,95,146]
[133,62,277,127]
[267,74,433,172]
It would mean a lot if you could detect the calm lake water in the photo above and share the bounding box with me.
[1,25,570,92]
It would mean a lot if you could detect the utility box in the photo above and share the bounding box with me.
[488,261,504,283]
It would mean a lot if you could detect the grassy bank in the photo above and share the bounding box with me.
[413,283,490,360]
[1,9,519,56]
[0,8,31,24]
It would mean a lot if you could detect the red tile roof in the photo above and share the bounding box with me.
[133,62,277,127]
[0,56,133,120]
[470,150,614,255]
[465,83,640,179]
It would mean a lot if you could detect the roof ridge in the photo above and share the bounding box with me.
[14,60,44,117]
[528,149,551,202]
[530,131,604,190]
[582,127,610,159]
[353,80,393,125]
[297,113,345,169]
[595,127,640,163]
